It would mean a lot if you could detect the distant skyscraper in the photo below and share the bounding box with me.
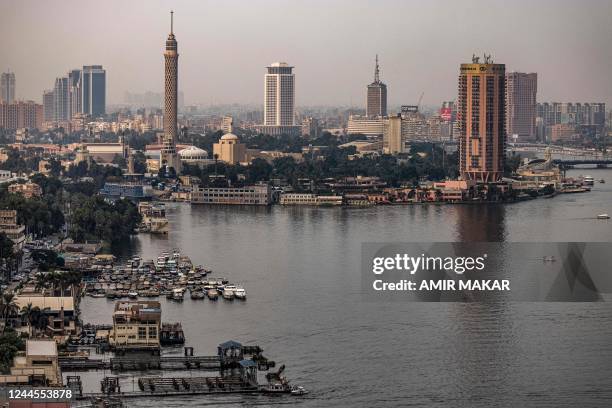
[159,11,181,173]
[81,65,106,117]
[53,76,70,121]
[506,72,537,141]
[68,69,82,118]
[258,62,299,136]
[264,62,295,126]
[366,55,387,117]
[1,72,15,103]
[457,55,506,182]
[43,90,54,122]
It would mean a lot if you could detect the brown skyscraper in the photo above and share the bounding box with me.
[506,72,537,141]
[457,55,506,182]
[160,11,182,174]
[366,55,387,117]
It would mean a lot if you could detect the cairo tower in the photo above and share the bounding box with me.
[160,11,182,174]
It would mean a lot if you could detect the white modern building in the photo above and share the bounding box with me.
[259,62,300,136]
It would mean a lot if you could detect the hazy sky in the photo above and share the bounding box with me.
[2,0,611,107]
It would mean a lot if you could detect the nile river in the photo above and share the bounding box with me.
[73,169,612,407]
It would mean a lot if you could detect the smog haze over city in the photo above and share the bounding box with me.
[1,0,611,107]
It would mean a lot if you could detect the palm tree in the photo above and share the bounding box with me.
[30,306,41,337]
[20,303,34,337]
[34,273,48,294]
[213,153,219,175]
[34,307,49,334]
[1,293,19,332]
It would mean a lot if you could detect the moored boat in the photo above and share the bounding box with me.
[190,290,205,300]
[597,213,610,219]
[234,286,246,300]
[291,385,308,395]
[207,289,218,300]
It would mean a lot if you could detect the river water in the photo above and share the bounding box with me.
[73,169,612,407]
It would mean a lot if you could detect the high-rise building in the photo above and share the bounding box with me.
[257,62,300,136]
[1,72,15,103]
[457,55,506,183]
[221,116,233,134]
[505,72,537,141]
[253,63,298,137]
[366,55,387,117]
[384,115,404,154]
[159,11,181,174]
[43,90,55,122]
[68,69,82,118]
[264,62,295,127]
[53,77,70,121]
[536,102,606,127]
[301,116,320,138]
[0,101,43,130]
[81,65,106,117]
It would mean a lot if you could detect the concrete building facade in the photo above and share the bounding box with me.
[212,133,246,164]
[191,185,272,205]
[1,72,15,103]
[457,56,506,182]
[506,72,537,141]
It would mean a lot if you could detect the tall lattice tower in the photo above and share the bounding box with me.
[160,11,182,174]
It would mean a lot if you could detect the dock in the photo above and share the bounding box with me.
[63,340,302,400]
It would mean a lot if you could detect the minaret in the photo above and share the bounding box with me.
[160,10,182,174]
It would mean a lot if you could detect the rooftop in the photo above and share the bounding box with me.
[26,340,57,357]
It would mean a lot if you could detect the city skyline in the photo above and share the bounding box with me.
[1,0,611,107]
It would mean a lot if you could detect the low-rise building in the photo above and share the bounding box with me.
[0,340,62,386]
[279,193,343,206]
[550,123,578,143]
[100,182,153,199]
[8,181,42,198]
[0,209,25,250]
[110,301,161,352]
[14,295,77,337]
[280,193,317,205]
[347,115,387,137]
[191,185,272,205]
[212,133,247,164]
